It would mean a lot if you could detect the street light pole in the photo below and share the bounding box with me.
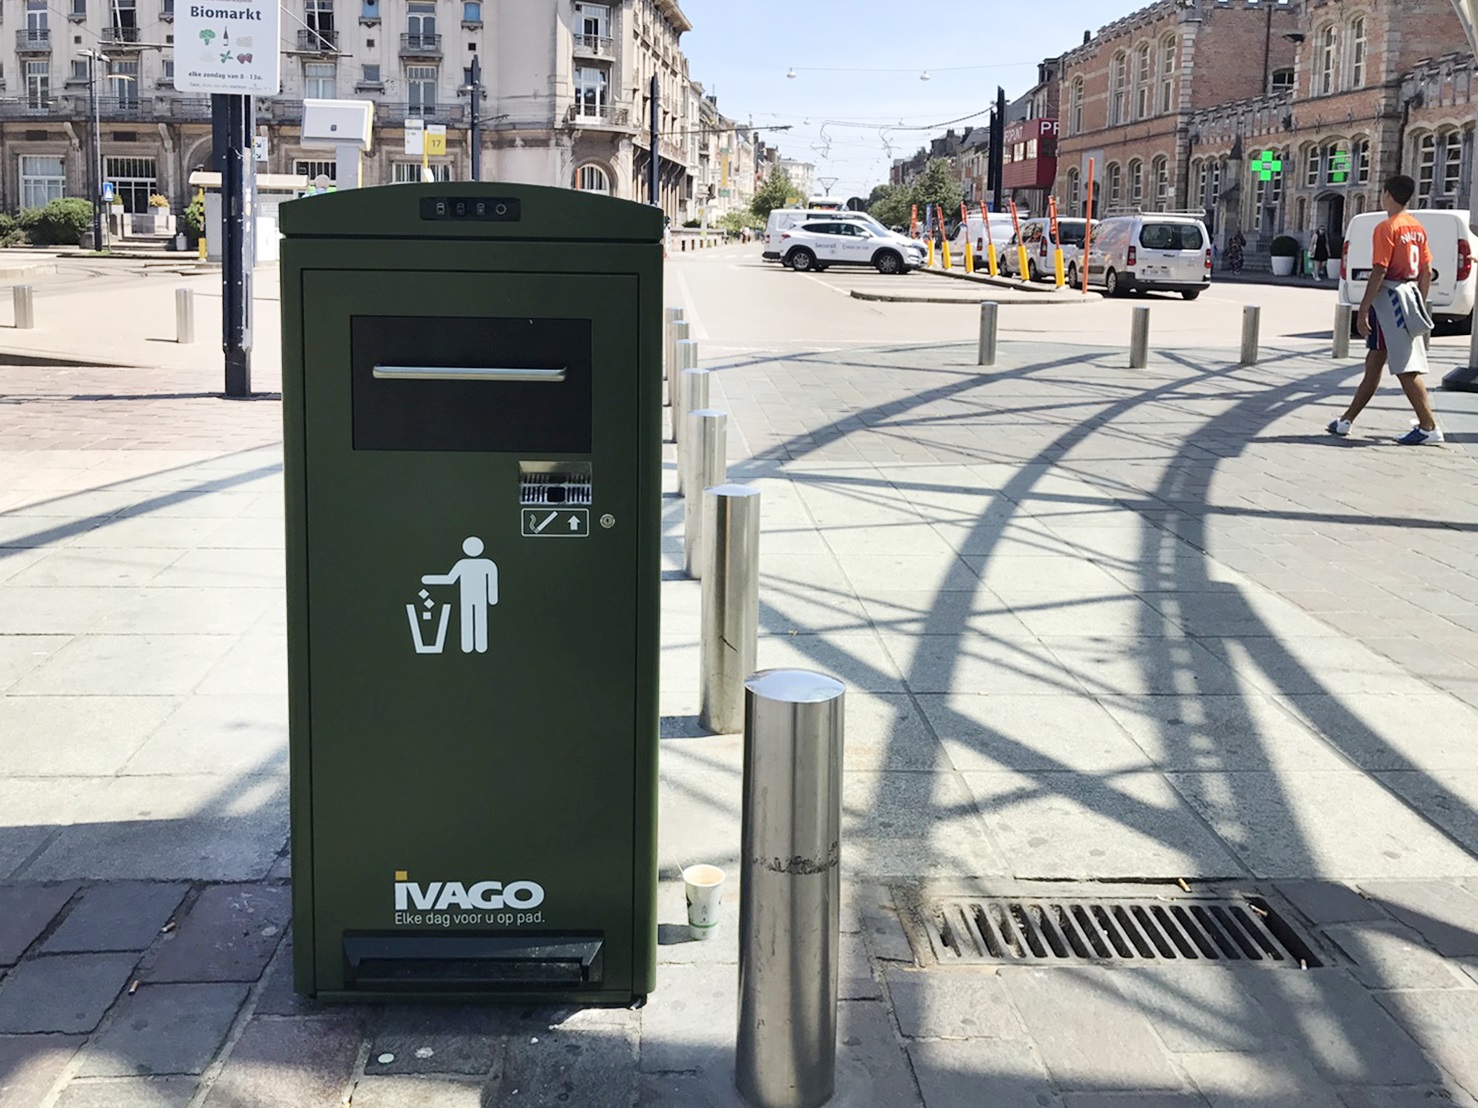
[83,50,108,251]
[468,53,481,181]
[1446,0,1478,389]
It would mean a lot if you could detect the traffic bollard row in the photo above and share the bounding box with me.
[666,312,687,410]
[664,306,684,392]
[675,362,708,494]
[1129,306,1150,368]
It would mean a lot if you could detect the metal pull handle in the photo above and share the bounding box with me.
[373,366,567,383]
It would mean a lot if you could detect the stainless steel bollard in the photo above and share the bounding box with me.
[699,484,760,735]
[175,288,196,344]
[1333,303,1352,359]
[736,669,844,1108]
[977,301,998,366]
[683,409,727,578]
[675,364,709,495]
[1240,304,1261,366]
[1129,305,1150,368]
[13,285,34,330]
[668,320,690,415]
[664,306,683,386]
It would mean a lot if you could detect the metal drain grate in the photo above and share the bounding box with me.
[921,896,1322,968]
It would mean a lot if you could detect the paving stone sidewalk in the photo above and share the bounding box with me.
[3,329,1478,1106]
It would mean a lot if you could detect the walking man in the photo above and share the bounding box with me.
[1327,175,1442,445]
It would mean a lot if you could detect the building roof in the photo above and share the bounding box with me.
[656,0,692,34]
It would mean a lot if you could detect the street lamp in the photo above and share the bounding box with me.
[79,49,136,252]
[1447,0,1478,388]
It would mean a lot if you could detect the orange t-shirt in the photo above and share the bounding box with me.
[1372,212,1432,281]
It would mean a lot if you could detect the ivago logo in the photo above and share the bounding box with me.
[393,870,545,912]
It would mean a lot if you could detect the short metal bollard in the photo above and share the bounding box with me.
[675,363,709,494]
[699,484,760,734]
[13,285,34,330]
[736,669,844,1108]
[1240,305,1261,366]
[1333,303,1352,359]
[664,306,684,385]
[683,408,727,578]
[978,301,998,366]
[1129,306,1150,368]
[175,288,196,344]
[667,320,690,414]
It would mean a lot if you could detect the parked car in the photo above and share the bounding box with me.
[762,208,921,263]
[1085,213,1212,299]
[1339,209,1476,332]
[993,217,1095,284]
[775,220,924,275]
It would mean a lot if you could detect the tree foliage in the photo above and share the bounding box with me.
[750,164,795,220]
[909,158,963,218]
[866,184,911,229]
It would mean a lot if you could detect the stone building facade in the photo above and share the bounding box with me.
[0,0,704,221]
[1054,0,1300,225]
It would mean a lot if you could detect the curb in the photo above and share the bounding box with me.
[849,288,1089,306]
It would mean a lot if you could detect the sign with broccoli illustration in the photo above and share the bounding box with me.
[177,1,280,94]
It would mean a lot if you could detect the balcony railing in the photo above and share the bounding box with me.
[100,25,143,45]
[96,95,148,118]
[399,32,442,56]
[379,101,464,124]
[565,103,631,128]
[573,33,614,57]
[15,29,52,51]
[0,100,56,119]
[297,28,338,51]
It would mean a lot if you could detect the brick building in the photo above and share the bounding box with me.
[1051,0,1473,264]
[1054,0,1300,227]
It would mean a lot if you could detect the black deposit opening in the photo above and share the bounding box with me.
[343,933,605,991]
[350,316,593,452]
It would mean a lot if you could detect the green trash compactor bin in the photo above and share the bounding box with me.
[281,183,663,1003]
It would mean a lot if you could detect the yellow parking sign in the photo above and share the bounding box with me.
[426,124,447,156]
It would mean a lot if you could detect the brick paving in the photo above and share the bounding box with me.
[3,296,1478,1104]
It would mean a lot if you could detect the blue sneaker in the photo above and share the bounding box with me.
[1327,418,1351,436]
[1395,425,1444,446]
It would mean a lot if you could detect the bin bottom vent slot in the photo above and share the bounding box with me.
[343,933,604,991]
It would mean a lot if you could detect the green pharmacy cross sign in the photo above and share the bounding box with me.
[1250,150,1283,181]
[1329,151,1352,184]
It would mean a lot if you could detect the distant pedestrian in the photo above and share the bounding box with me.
[1224,231,1246,273]
[1326,175,1441,446]
[1312,228,1330,280]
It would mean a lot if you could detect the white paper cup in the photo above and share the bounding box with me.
[682,864,726,941]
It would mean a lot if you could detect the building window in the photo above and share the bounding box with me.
[163,59,174,81]
[1210,160,1222,203]
[25,60,49,109]
[304,61,334,98]
[1270,67,1294,95]
[1110,52,1127,126]
[1070,77,1083,135]
[1158,34,1176,114]
[161,0,173,17]
[1318,24,1337,96]
[407,0,435,39]
[574,65,608,118]
[1348,16,1366,89]
[406,64,436,115]
[306,0,334,36]
[71,59,88,81]
[294,158,337,182]
[1129,159,1143,207]
[462,0,480,21]
[1193,158,1207,206]
[109,57,139,108]
[1134,42,1151,119]
[393,161,451,182]
[361,63,381,84]
[1304,144,1320,187]
[574,163,610,193]
[1152,155,1169,209]
[19,155,65,208]
[1440,131,1462,202]
[1325,142,1352,184]
[1416,133,1436,205]
[1353,138,1370,184]
[575,1,608,38]
[1066,167,1080,215]
[69,0,85,15]
[1255,149,1285,227]
[361,0,378,19]
[1107,162,1122,207]
[104,155,157,213]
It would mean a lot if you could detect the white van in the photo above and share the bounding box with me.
[1085,213,1212,299]
[991,217,1094,284]
[951,215,1022,270]
[1338,209,1477,329]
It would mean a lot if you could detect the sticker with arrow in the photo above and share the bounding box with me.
[521,508,590,538]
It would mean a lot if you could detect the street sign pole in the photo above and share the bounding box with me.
[468,54,482,181]
[649,73,660,209]
[216,93,254,397]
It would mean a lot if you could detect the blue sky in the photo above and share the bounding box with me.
[678,0,1148,199]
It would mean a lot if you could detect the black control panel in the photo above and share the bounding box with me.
[419,196,523,222]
